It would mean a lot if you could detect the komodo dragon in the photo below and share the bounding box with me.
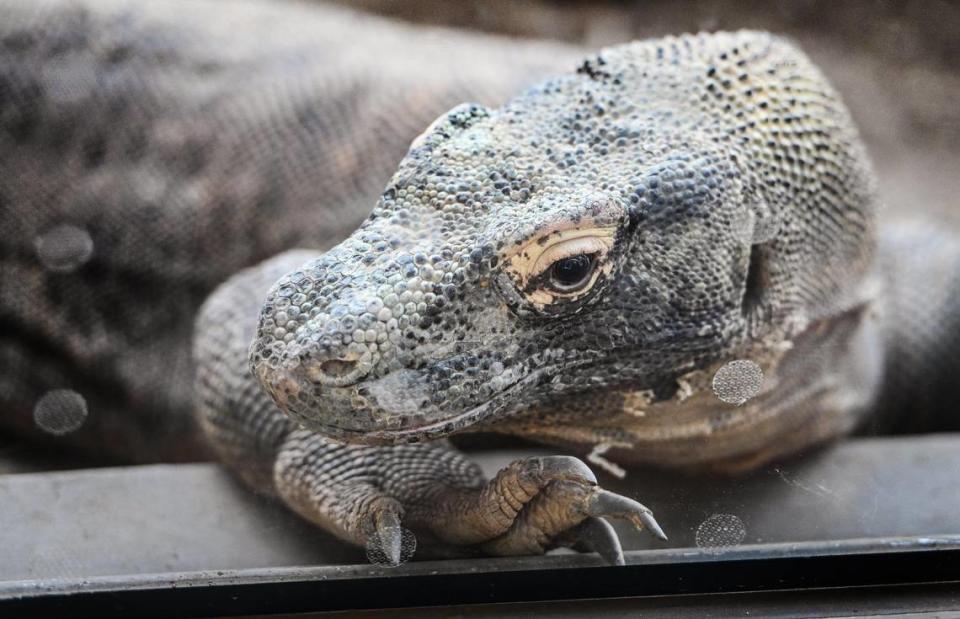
[197,31,960,563]
[3,0,960,566]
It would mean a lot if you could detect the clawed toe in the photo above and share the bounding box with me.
[374,509,404,565]
[477,457,666,564]
[587,489,667,541]
[345,455,664,567]
[557,517,625,566]
[365,504,417,566]
[521,457,665,543]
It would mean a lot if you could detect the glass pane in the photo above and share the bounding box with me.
[2,0,958,607]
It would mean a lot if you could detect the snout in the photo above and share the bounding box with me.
[255,359,386,438]
[246,236,501,443]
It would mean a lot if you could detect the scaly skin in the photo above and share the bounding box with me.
[197,31,960,564]
[5,0,959,565]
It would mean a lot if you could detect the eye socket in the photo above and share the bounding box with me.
[504,227,617,309]
[549,253,598,292]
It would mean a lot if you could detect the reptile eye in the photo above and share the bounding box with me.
[504,226,617,309]
[549,253,597,292]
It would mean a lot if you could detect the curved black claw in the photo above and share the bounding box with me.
[587,489,668,541]
[562,516,625,566]
[377,510,404,565]
[366,508,413,566]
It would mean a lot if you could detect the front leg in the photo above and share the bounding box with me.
[274,430,665,565]
[274,431,666,565]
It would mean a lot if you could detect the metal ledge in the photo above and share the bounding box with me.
[3,541,960,617]
[0,434,960,597]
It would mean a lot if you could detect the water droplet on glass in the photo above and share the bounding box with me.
[34,224,94,272]
[33,389,88,435]
[365,526,416,567]
[695,513,746,549]
[712,359,764,405]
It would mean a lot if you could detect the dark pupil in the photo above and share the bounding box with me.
[551,254,594,289]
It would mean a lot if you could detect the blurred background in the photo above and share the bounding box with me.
[336,0,960,224]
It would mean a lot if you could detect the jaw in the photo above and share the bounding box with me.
[268,339,721,446]
[269,362,550,445]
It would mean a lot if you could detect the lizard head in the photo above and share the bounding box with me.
[250,32,876,445]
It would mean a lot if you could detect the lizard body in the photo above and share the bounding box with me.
[3,0,959,564]
[198,31,960,561]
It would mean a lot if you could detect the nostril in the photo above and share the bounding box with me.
[304,355,367,387]
[319,358,358,379]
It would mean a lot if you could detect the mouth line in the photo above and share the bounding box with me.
[346,340,727,441]
[275,335,727,445]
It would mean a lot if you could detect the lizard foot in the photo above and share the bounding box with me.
[273,433,664,566]
[472,456,666,565]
